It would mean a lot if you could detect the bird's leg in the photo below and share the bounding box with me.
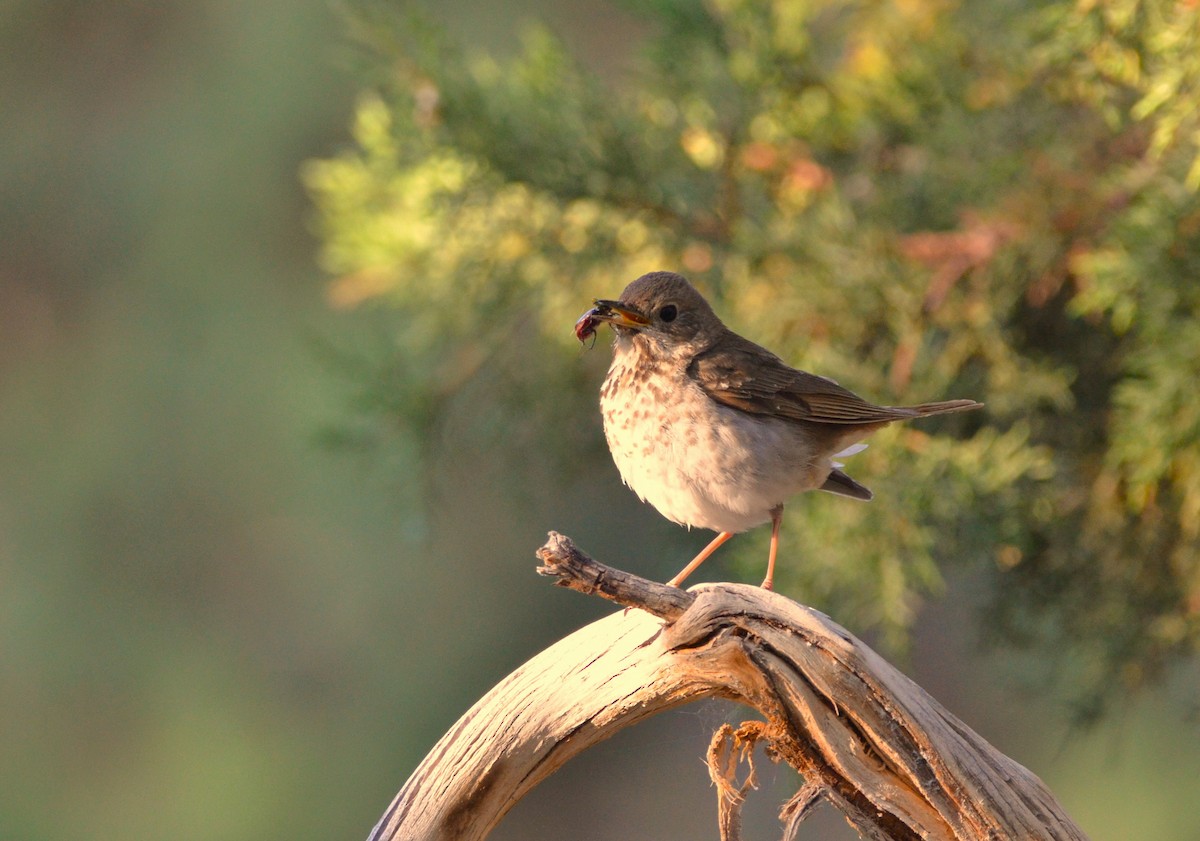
[666,531,734,588]
[760,505,783,590]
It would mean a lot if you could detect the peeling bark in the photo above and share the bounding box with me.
[367,533,1089,841]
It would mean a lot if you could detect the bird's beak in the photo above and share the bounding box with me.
[588,299,650,329]
[574,299,650,344]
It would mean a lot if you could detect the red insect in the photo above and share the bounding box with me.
[574,307,602,346]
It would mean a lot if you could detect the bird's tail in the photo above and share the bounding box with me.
[906,399,983,417]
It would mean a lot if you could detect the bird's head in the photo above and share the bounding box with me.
[575,271,722,352]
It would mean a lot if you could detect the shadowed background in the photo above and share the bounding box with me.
[2,2,1198,840]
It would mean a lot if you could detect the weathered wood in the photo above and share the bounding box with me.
[368,533,1089,841]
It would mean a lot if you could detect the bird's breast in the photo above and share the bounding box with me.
[599,350,828,533]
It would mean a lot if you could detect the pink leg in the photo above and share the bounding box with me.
[761,505,783,590]
[666,531,735,588]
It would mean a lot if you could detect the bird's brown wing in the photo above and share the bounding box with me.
[687,333,920,425]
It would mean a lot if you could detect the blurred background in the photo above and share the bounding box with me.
[2,1,1198,840]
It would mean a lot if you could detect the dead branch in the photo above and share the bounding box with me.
[367,532,1089,841]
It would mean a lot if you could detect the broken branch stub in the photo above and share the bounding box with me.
[368,533,1089,841]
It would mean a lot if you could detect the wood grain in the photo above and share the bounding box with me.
[367,534,1088,841]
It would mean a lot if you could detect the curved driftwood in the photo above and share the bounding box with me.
[368,533,1088,841]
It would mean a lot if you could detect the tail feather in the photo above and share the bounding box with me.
[831,442,868,468]
[820,468,873,500]
[906,399,983,417]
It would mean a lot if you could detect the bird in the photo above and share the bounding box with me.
[575,270,983,590]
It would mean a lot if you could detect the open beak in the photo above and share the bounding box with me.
[574,299,650,343]
[588,299,650,329]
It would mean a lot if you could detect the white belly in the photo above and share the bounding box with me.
[600,353,828,534]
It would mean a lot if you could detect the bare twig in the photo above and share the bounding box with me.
[535,531,694,620]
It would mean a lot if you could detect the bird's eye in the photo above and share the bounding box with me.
[659,304,678,322]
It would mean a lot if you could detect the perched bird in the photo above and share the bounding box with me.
[575,271,982,590]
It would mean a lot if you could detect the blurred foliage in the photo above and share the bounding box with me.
[305,0,1200,715]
